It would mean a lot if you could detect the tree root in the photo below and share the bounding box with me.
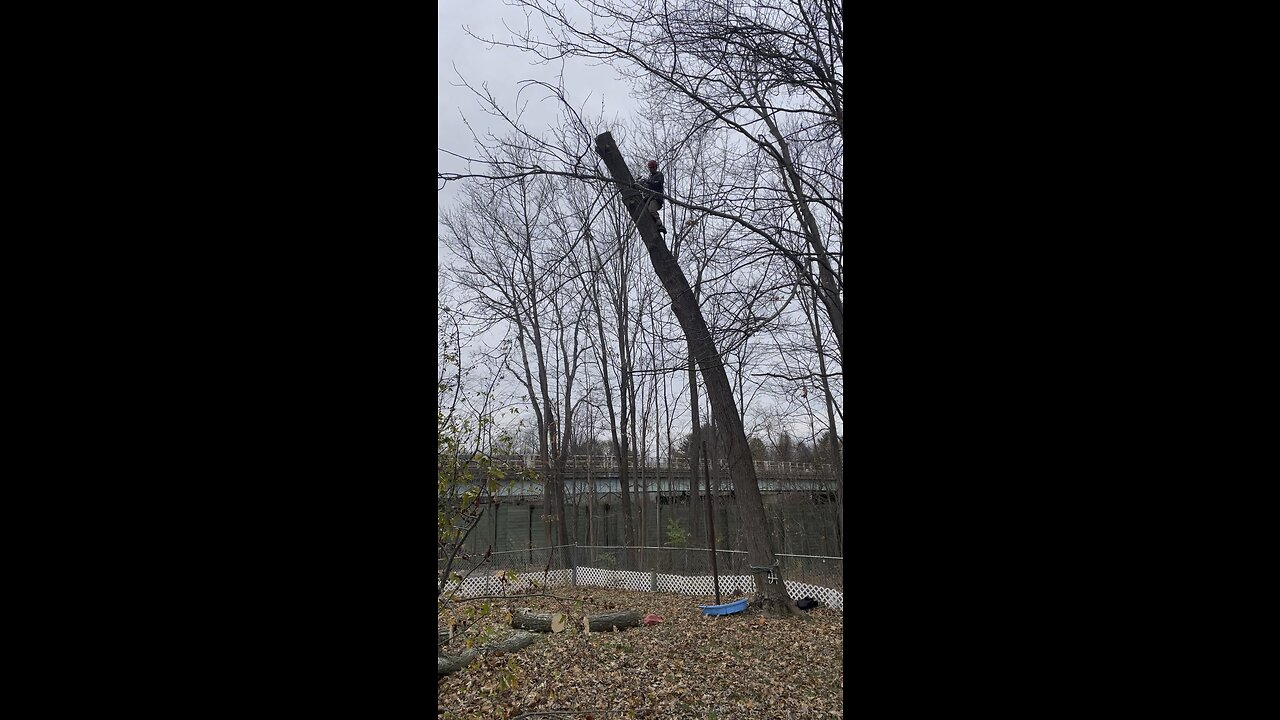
[750,593,807,618]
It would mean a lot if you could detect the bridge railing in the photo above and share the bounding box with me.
[446,454,835,476]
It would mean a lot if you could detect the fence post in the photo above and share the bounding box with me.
[571,543,578,586]
[650,567,657,593]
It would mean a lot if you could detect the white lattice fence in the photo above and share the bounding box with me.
[440,568,575,599]
[438,574,503,599]
[615,570,651,592]
[715,575,756,596]
[514,569,572,591]
[440,565,842,610]
[576,566,610,588]
[575,567,843,610]
[784,580,843,610]
[654,573,686,594]
[573,567,651,591]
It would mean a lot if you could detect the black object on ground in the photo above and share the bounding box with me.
[796,597,824,611]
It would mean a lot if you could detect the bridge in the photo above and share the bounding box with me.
[445,454,839,499]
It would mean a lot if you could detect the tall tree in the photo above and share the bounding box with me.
[595,131,799,615]
[441,166,574,552]
[576,204,639,567]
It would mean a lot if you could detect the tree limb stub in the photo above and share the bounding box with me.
[437,630,540,676]
[512,608,641,633]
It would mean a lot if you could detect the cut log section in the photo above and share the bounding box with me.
[437,630,539,676]
[512,608,642,633]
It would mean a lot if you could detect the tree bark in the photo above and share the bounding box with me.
[594,131,801,617]
[685,320,703,564]
[584,225,636,569]
[512,608,641,632]
[437,630,540,676]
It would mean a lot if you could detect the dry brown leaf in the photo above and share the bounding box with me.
[438,587,844,720]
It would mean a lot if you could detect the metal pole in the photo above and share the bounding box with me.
[702,440,721,605]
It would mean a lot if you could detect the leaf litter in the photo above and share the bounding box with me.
[438,587,844,719]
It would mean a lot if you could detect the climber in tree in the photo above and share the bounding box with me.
[639,159,666,234]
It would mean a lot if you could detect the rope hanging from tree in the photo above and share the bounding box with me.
[749,562,780,585]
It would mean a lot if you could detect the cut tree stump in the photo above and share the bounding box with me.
[512,608,642,633]
[437,630,539,676]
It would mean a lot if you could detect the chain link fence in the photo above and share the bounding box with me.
[573,544,842,591]
[438,543,574,593]
[439,543,843,609]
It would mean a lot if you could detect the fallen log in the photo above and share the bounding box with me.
[512,608,642,633]
[437,630,539,676]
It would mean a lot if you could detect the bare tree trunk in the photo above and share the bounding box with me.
[686,341,704,567]
[614,257,638,568]
[652,368,661,555]
[660,334,675,560]
[588,451,596,547]
[631,366,644,557]
[551,293,587,549]
[524,253,562,551]
[585,227,635,569]
[684,264,706,563]
[595,131,799,616]
[810,285,843,555]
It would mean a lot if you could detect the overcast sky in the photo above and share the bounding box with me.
[438,2,639,210]
[436,0,645,305]
[438,2,650,430]
[436,3,836,450]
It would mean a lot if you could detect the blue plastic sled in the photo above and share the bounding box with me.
[699,597,748,615]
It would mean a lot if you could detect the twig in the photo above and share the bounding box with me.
[750,371,843,381]
[447,591,608,606]
[509,707,629,712]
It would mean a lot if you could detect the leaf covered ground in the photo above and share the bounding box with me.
[438,587,844,719]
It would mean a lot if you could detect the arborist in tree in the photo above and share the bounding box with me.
[639,159,666,234]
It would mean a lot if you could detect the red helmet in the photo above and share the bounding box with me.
[647,159,658,170]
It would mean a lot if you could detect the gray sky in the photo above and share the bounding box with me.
[436,3,837,452]
[438,2,638,212]
[438,2,649,440]
[437,0,643,302]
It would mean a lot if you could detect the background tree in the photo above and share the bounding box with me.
[485,0,844,365]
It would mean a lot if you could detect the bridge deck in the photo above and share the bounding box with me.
[451,454,833,476]
[444,455,838,497]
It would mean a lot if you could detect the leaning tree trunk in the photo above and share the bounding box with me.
[437,630,540,676]
[594,131,801,617]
